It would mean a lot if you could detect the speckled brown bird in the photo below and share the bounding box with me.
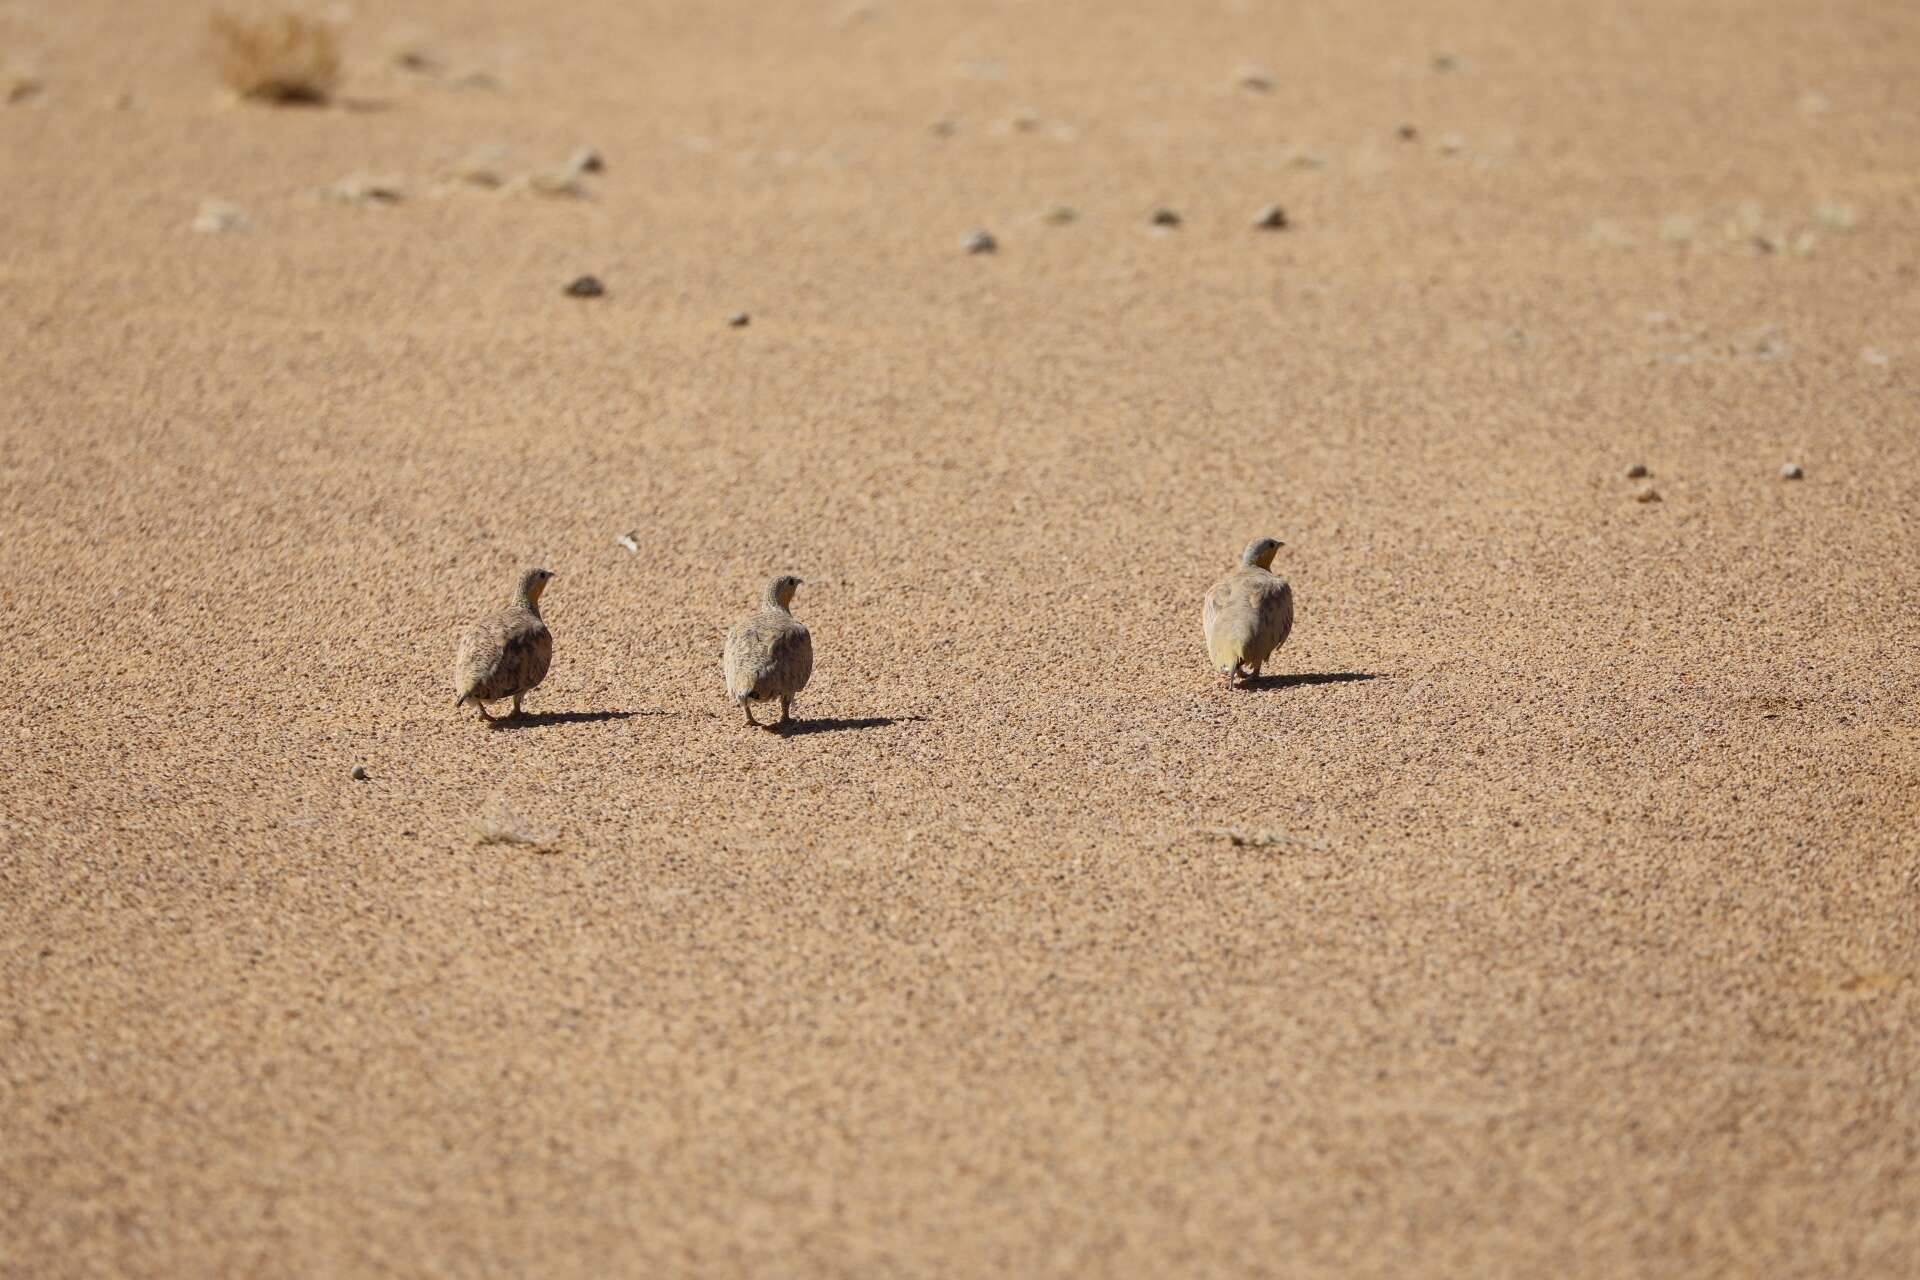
[452,567,555,722]
[1202,537,1293,688]
[722,575,813,729]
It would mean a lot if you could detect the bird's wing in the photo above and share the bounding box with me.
[499,616,552,689]
[1257,578,1294,649]
[773,621,813,688]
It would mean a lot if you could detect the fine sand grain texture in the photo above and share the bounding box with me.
[2,1,1918,1276]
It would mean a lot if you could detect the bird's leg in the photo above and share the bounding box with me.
[510,692,524,719]
[474,700,497,723]
[778,695,793,728]
[742,700,761,728]
[1224,666,1239,690]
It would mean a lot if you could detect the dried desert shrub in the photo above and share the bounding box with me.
[208,9,341,104]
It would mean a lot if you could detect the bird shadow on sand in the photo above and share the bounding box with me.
[1239,671,1382,692]
[772,714,926,738]
[491,710,656,731]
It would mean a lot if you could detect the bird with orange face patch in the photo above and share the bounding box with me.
[1202,538,1293,689]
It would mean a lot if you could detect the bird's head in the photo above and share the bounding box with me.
[765,574,803,610]
[517,566,556,605]
[1241,537,1284,569]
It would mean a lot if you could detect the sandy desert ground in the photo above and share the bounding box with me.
[2,0,1917,1274]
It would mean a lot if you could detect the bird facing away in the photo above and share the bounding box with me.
[452,567,555,722]
[722,575,813,729]
[1202,537,1294,688]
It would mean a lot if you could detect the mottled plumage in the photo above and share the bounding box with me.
[1202,537,1293,688]
[722,575,813,729]
[453,567,555,722]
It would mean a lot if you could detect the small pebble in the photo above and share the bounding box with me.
[527,168,586,198]
[1626,463,1649,479]
[615,531,640,553]
[451,145,508,187]
[1431,53,1461,72]
[929,118,958,137]
[728,311,750,327]
[1780,463,1804,480]
[392,43,441,72]
[1396,123,1418,141]
[1438,132,1466,155]
[329,172,404,204]
[192,200,251,233]
[962,229,997,254]
[1150,207,1181,228]
[1237,64,1276,92]
[350,764,369,781]
[2,68,41,105]
[1634,485,1662,503]
[1042,204,1078,225]
[1658,213,1696,243]
[1815,201,1858,230]
[565,275,605,297]
[1862,347,1890,367]
[1251,203,1289,230]
[570,146,605,174]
